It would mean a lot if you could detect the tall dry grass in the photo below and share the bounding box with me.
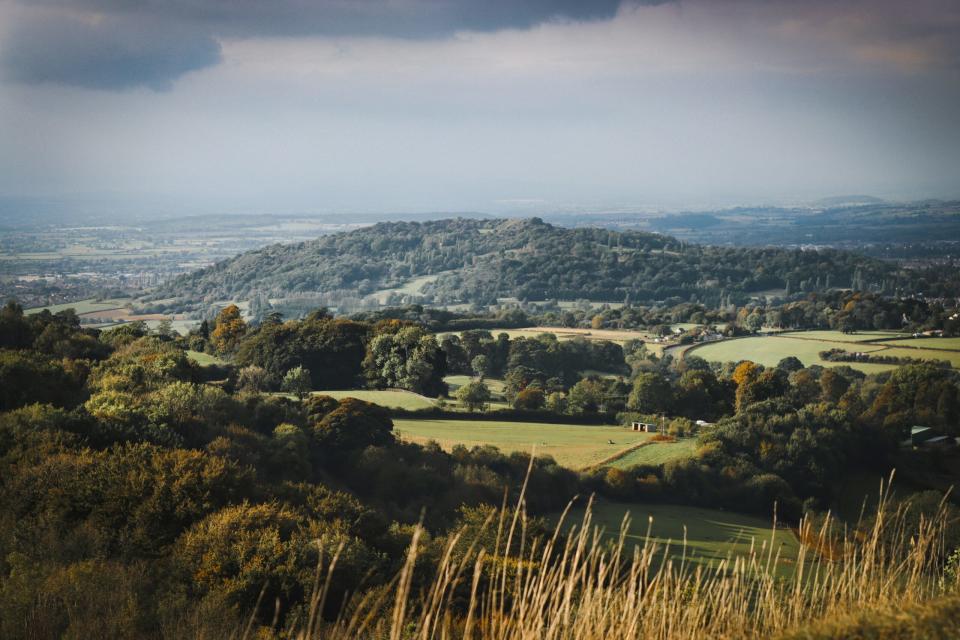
[258,471,957,639]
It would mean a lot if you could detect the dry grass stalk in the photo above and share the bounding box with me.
[269,472,956,639]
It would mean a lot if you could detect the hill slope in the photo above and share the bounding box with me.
[146,217,915,316]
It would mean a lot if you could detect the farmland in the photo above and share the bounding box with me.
[392,418,697,470]
[687,330,958,372]
[444,375,507,396]
[553,500,801,575]
[885,336,960,350]
[440,326,670,356]
[185,350,227,367]
[606,438,700,469]
[25,298,129,315]
[313,389,438,410]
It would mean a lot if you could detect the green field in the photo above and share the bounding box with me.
[875,347,960,367]
[784,330,906,343]
[25,298,129,315]
[607,438,700,469]
[314,389,437,410]
[689,335,889,372]
[689,331,958,372]
[884,337,960,351]
[443,375,507,396]
[554,500,801,575]
[393,418,662,469]
[186,350,227,366]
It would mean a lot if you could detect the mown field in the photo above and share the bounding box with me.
[688,330,958,372]
[607,438,700,469]
[553,500,801,575]
[25,298,130,315]
[444,375,507,396]
[885,336,960,350]
[393,418,698,470]
[185,350,227,366]
[313,389,438,410]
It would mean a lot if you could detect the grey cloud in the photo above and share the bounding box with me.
[24,1,627,38]
[1,14,221,90]
[2,0,626,90]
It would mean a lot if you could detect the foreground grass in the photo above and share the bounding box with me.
[393,418,652,469]
[777,595,960,639]
[274,475,956,640]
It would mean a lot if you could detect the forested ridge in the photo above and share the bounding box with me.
[147,217,953,314]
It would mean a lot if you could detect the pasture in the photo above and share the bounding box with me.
[186,350,227,367]
[607,438,700,469]
[884,336,960,350]
[313,389,437,410]
[553,500,801,575]
[688,330,959,372]
[25,298,129,315]
[392,418,697,470]
[444,375,507,396]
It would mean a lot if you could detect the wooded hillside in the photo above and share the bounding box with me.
[146,218,947,317]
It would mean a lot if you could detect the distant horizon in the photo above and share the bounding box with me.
[2,0,959,220]
[2,192,959,227]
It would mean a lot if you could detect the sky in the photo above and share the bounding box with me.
[0,0,959,218]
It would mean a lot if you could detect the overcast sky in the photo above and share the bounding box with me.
[1,0,958,218]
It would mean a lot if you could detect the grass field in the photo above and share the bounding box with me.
[689,330,959,372]
[393,418,655,469]
[443,375,507,396]
[553,500,801,574]
[313,389,437,410]
[186,350,227,366]
[784,330,906,343]
[884,337,960,351]
[25,298,129,315]
[689,334,889,372]
[876,347,960,367]
[607,438,700,468]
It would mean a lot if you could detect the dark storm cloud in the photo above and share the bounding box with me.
[29,0,627,38]
[0,0,625,90]
[1,14,221,91]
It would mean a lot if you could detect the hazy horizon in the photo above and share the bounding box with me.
[1,0,959,219]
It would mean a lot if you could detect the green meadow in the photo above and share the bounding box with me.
[554,500,801,575]
[393,418,657,470]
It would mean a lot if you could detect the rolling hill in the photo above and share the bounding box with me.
[144,217,930,318]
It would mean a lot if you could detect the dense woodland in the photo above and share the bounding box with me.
[144,218,960,317]
[2,299,960,636]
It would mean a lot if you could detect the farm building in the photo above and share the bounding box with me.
[631,421,659,433]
